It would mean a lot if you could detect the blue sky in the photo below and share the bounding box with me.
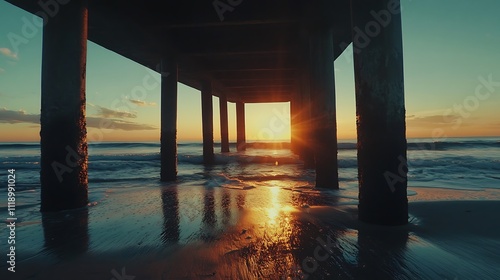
[0,0,499,142]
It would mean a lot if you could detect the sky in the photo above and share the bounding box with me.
[0,0,499,143]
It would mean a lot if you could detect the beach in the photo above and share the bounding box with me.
[1,138,499,279]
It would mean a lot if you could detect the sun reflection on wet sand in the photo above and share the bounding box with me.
[9,181,500,279]
[266,187,294,225]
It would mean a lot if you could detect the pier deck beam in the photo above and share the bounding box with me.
[351,0,408,225]
[308,24,339,189]
[236,102,246,151]
[202,82,215,163]
[160,57,178,181]
[40,0,89,212]
[219,94,230,153]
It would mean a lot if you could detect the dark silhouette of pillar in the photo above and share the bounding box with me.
[42,209,89,258]
[219,94,230,153]
[40,0,88,212]
[309,25,339,189]
[351,0,408,225]
[202,188,217,241]
[202,82,214,163]
[357,228,410,278]
[160,186,180,243]
[160,57,178,181]
[290,98,299,154]
[236,102,246,151]
[297,30,315,168]
[299,81,315,168]
[221,189,231,225]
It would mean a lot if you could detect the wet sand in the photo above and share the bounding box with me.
[2,185,500,280]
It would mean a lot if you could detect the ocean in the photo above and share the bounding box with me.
[1,137,499,188]
[1,137,500,279]
[0,137,499,219]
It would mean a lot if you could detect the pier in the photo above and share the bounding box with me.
[6,0,408,225]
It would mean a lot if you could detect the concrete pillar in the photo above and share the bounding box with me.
[297,31,315,168]
[40,0,88,212]
[236,102,246,151]
[160,57,178,181]
[219,94,230,153]
[201,81,214,163]
[298,76,315,168]
[290,98,299,154]
[351,0,408,225]
[308,25,339,189]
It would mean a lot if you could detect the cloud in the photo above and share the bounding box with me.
[91,104,137,118]
[0,108,39,124]
[128,99,157,107]
[406,113,460,126]
[0,48,18,60]
[0,108,156,131]
[485,122,500,129]
[87,117,157,131]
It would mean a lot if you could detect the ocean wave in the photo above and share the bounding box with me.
[89,142,160,148]
[89,153,160,162]
[1,138,499,152]
[407,139,500,151]
[0,143,40,149]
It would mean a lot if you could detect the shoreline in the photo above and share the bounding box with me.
[1,185,500,279]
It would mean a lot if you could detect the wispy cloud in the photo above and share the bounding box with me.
[406,113,461,126]
[0,108,156,131]
[486,122,500,129]
[87,117,156,131]
[90,104,137,118]
[128,99,157,107]
[0,108,38,124]
[0,48,18,60]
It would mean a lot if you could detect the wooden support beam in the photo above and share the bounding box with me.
[202,81,215,163]
[296,26,315,167]
[219,94,230,153]
[40,0,89,212]
[160,57,178,181]
[352,0,408,225]
[308,23,339,189]
[236,102,246,151]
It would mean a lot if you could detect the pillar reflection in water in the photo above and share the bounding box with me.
[200,187,217,242]
[160,185,180,244]
[42,208,89,259]
[221,188,231,225]
[236,193,246,210]
[356,228,410,279]
[202,188,216,228]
